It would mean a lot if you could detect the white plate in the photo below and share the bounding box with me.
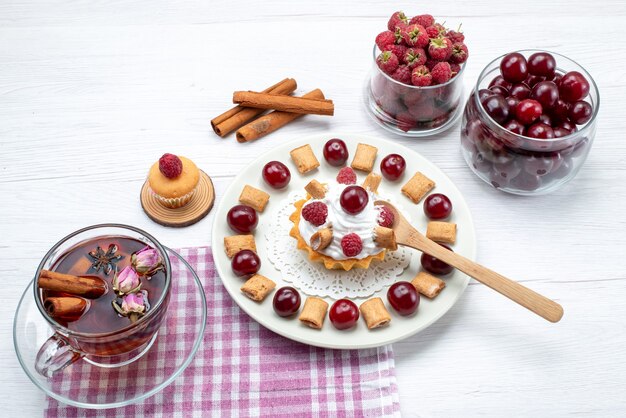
[211,133,476,349]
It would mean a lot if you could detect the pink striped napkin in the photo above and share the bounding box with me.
[45,246,400,417]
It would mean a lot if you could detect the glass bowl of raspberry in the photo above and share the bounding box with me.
[460,50,599,195]
[364,13,468,137]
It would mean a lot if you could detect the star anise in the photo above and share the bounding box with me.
[86,244,124,275]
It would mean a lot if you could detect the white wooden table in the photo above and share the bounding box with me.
[2,1,625,416]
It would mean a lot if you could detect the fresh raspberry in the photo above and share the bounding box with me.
[375,31,396,51]
[302,201,328,227]
[411,65,432,87]
[341,233,363,258]
[379,93,405,117]
[450,42,468,64]
[450,63,461,78]
[384,44,407,59]
[428,37,452,61]
[158,153,182,179]
[432,23,447,34]
[410,14,435,28]
[401,24,429,48]
[425,25,440,39]
[336,167,357,185]
[391,65,412,85]
[427,23,446,38]
[407,100,435,121]
[446,27,465,43]
[403,89,424,107]
[436,85,454,103]
[376,51,400,75]
[396,111,416,132]
[431,61,452,85]
[387,11,408,31]
[377,206,395,228]
[403,47,427,68]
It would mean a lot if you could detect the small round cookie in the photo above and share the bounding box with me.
[148,154,200,208]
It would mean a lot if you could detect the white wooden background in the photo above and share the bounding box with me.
[1,1,626,416]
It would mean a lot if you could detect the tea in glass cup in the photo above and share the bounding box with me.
[34,224,171,376]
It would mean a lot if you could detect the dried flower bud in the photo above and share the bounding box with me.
[131,246,163,276]
[112,266,141,295]
[113,290,150,322]
[121,292,146,314]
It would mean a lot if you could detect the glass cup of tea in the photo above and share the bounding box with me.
[33,224,172,377]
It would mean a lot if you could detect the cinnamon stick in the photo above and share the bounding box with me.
[232,91,334,116]
[44,297,88,321]
[236,89,326,143]
[39,270,107,299]
[211,78,297,137]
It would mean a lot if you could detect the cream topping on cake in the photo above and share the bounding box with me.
[298,183,384,260]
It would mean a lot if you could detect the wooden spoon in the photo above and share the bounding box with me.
[375,200,563,323]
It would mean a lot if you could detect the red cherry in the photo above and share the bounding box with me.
[559,71,590,102]
[323,138,349,167]
[551,99,570,122]
[531,81,559,109]
[551,158,574,179]
[340,185,369,214]
[553,127,571,138]
[423,193,452,220]
[421,244,453,275]
[509,83,531,100]
[493,159,522,180]
[471,151,492,173]
[568,101,593,125]
[523,154,554,177]
[387,282,419,316]
[329,299,359,330]
[527,52,556,78]
[231,250,260,277]
[511,172,542,191]
[227,205,258,233]
[503,119,525,135]
[500,52,528,83]
[488,75,513,91]
[380,154,406,181]
[272,287,301,317]
[525,75,544,88]
[262,161,291,189]
[515,99,543,125]
[481,95,510,124]
[557,120,577,133]
[478,89,494,102]
[505,96,520,112]
[526,123,555,139]
[489,86,509,96]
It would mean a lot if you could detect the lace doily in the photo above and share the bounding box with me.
[265,191,412,299]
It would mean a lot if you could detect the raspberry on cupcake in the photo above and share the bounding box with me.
[336,167,357,185]
[147,153,200,208]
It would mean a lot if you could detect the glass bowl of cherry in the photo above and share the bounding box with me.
[460,50,599,195]
[364,45,466,137]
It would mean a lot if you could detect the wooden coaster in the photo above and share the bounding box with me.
[140,170,215,228]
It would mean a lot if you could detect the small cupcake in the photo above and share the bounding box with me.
[148,153,200,208]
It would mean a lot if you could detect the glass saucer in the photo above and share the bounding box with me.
[13,247,207,409]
